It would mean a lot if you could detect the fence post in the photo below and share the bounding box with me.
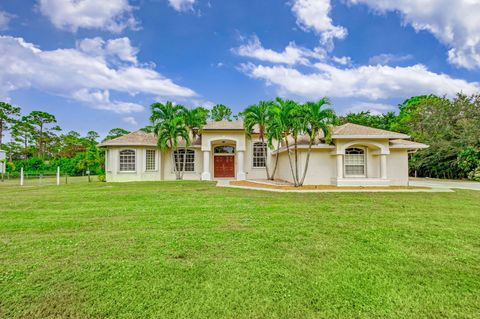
[56,166,60,186]
[65,173,68,184]
[20,167,24,186]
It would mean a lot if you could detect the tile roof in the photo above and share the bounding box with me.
[332,123,409,139]
[202,120,260,133]
[98,131,157,147]
[389,139,429,149]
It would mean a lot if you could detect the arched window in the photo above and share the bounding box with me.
[214,146,235,154]
[253,142,267,168]
[174,149,195,172]
[119,149,136,172]
[345,147,366,177]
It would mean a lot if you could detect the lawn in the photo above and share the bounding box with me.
[1,180,479,318]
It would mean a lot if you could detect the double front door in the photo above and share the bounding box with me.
[214,155,235,178]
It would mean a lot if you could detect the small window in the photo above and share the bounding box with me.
[119,149,136,172]
[345,147,366,176]
[214,146,235,154]
[253,142,267,168]
[174,149,195,172]
[146,149,156,171]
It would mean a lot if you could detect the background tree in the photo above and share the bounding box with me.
[103,128,130,142]
[0,102,21,151]
[183,107,209,138]
[25,111,59,159]
[11,118,34,158]
[210,104,233,121]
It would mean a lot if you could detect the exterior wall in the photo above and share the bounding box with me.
[244,136,274,180]
[105,147,161,182]
[273,152,294,183]
[387,149,409,186]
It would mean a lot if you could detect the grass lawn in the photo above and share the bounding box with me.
[1,180,479,318]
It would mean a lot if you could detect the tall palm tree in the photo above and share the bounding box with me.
[151,101,190,179]
[243,101,271,179]
[272,97,299,186]
[155,117,190,180]
[266,109,283,180]
[298,98,334,186]
[182,107,209,139]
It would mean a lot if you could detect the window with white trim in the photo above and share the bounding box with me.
[146,149,156,171]
[253,142,267,168]
[119,149,136,172]
[344,147,366,176]
[174,149,195,172]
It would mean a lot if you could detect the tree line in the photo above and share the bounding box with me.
[1,94,479,182]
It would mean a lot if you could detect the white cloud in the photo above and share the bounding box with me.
[331,56,351,65]
[241,62,479,100]
[348,0,480,69]
[369,53,413,65]
[168,0,196,12]
[0,36,196,113]
[291,0,347,47]
[122,116,138,125]
[344,102,395,115]
[0,11,13,31]
[232,35,326,65]
[38,0,138,32]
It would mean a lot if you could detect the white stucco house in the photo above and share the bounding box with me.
[98,121,428,186]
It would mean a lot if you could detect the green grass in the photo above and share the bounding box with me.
[1,180,479,318]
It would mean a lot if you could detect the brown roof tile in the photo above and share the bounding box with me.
[332,123,409,139]
[389,139,429,149]
[98,131,157,147]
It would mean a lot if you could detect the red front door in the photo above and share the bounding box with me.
[214,156,235,178]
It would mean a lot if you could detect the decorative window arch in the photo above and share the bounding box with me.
[174,149,195,172]
[214,146,235,154]
[119,149,136,172]
[252,142,267,168]
[344,147,366,177]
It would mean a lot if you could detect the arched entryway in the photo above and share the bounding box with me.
[213,145,235,178]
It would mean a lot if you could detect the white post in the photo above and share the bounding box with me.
[20,167,24,186]
[201,150,211,181]
[236,150,246,181]
[56,166,60,185]
[380,154,388,180]
[336,154,343,179]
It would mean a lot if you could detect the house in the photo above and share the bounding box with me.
[98,121,428,186]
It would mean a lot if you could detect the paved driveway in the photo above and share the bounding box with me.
[409,178,480,191]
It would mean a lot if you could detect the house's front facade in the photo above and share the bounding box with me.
[98,121,428,186]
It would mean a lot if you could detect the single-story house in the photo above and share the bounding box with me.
[98,121,428,186]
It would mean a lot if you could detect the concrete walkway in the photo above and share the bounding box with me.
[409,178,480,191]
[217,180,453,193]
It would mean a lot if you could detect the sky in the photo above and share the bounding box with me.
[0,0,479,138]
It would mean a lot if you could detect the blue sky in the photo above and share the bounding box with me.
[0,0,479,138]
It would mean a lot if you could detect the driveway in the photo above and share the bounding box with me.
[409,178,480,191]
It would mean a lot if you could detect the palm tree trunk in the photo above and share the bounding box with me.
[261,135,270,180]
[299,132,315,186]
[270,139,281,180]
[284,133,298,186]
[294,135,299,186]
[181,147,187,180]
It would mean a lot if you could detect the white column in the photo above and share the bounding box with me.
[201,150,211,180]
[20,167,24,186]
[380,154,388,179]
[56,166,60,186]
[236,150,246,181]
[336,154,343,179]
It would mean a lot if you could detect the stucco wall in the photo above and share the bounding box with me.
[387,149,409,186]
[105,147,161,182]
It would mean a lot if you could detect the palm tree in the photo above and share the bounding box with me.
[243,101,271,179]
[272,97,299,186]
[298,98,334,186]
[182,107,209,139]
[151,101,190,179]
[266,109,283,180]
[155,117,190,180]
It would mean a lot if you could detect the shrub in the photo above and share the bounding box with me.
[468,167,480,182]
[98,174,106,182]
